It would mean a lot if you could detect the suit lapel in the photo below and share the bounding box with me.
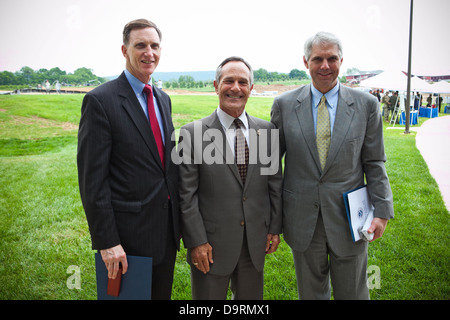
[117,73,164,171]
[322,86,355,174]
[294,85,322,170]
[244,114,258,191]
[203,111,243,186]
[294,84,356,175]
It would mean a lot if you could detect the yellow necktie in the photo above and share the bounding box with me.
[316,95,330,170]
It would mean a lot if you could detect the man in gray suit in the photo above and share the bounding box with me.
[271,32,394,299]
[178,57,282,299]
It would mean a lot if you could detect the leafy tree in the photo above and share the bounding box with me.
[0,71,16,85]
[18,66,34,84]
[254,68,308,82]
[289,69,308,80]
[254,68,270,82]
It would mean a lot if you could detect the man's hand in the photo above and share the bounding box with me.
[266,234,280,254]
[191,243,213,274]
[100,244,128,279]
[367,218,388,242]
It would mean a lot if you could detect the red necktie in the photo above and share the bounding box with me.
[143,85,164,168]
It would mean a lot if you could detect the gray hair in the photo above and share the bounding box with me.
[304,32,343,61]
[215,56,254,86]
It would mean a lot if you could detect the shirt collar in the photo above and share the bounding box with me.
[216,107,248,130]
[124,69,152,95]
[311,81,340,109]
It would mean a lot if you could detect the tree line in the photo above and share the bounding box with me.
[162,68,310,89]
[0,66,310,89]
[254,68,309,82]
[162,75,213,89]
[0,66,107,86]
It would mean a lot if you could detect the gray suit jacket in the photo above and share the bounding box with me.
[271,84,394,256]
[178,110,282,276]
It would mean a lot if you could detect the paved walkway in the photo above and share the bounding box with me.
[415,115,450,213]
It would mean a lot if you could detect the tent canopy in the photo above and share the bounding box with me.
[359,70,435,93]
[410,76,434,93]
[431,80,450,94]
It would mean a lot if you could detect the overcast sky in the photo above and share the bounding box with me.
[1,0,449,77]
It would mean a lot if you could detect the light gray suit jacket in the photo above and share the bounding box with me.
[271,84,394,256]
[178,110,282,276]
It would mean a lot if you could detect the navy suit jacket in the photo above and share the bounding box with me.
[77,72,180,265]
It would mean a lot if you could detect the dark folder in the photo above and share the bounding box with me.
[95,253,152,300]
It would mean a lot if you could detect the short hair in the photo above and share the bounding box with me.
[123,19,162,46]
[215,56,254,86]
[304,31,343,61]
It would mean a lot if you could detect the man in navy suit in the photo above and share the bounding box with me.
[77,19,179,299]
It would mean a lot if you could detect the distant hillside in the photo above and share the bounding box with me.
[152,71,215,81]
[103,71,216,82]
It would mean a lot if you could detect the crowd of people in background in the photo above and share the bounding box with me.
[367,88,447,123]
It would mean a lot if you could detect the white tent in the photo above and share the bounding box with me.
[359,70,408,91]
[359,70,435,93]
[410,76,434,93]
[431,80,450,94]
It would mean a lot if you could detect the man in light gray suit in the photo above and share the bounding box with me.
[271,32,394,299]
[178,57,282,299]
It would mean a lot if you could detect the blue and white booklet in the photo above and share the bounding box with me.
[343,185,374,242]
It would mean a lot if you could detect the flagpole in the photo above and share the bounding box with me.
[405,0,414,134]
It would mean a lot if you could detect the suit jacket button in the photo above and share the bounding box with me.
[240,220,245,226]
[242,196,247,201]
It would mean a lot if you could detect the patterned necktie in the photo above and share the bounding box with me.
[316,95,330,171]
[143,85,164,168]
[234,118,249,184]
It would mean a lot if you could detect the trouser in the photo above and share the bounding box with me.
[151,211,177,300]
[190,234,264,300]
[383,105,390,121]
[292,213,369,300]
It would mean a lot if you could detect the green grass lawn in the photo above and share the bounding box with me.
[0,94,448,300]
